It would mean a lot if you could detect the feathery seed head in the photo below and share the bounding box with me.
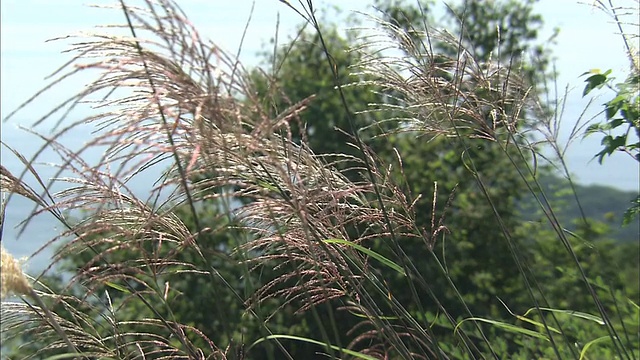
[1,246,32,299]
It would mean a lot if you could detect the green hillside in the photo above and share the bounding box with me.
[524,174,639,243]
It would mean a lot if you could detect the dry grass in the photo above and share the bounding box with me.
[0,0,637,359]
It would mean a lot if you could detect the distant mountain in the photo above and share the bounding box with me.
[521,174,639,243]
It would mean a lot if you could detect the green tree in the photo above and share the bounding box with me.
[251,25,390,177]
[581,68,639,225]
[368,0,551,314]
[247,0,558,355]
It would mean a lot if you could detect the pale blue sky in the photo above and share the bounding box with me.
[1,0,638,192]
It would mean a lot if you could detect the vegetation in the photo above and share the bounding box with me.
[581,65,639,226]
[527,175,639,242]
[1,0,638,359]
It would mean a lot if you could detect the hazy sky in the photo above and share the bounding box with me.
[1,0,638,191]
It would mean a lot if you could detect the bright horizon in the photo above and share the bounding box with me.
[1,0,638,193]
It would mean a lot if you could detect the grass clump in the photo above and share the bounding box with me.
[1,0,638,359]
